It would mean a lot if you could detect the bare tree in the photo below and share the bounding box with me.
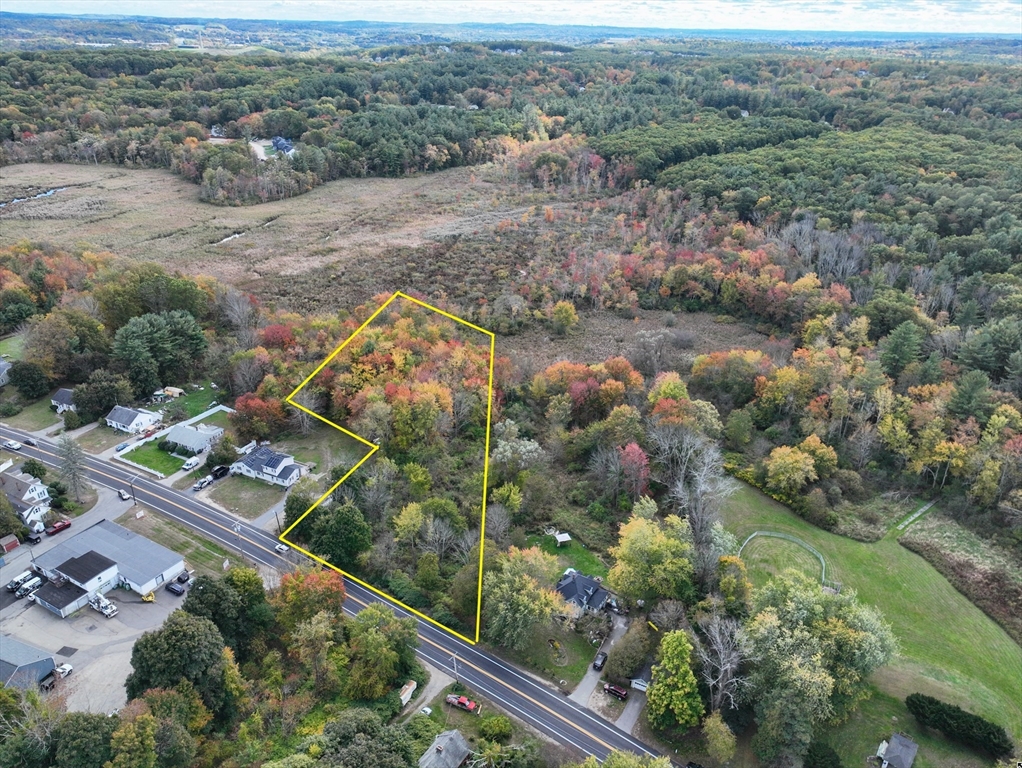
[216,286,258,348]
[288,387,323,436]
[357,458,397,526]
[483,503,511,547]
[647,421,703,488]
[588,446,623,499]
[453,528,481,565]
[451,390,479,437]
[421,517,457,562]
[697,612,746,712]
[231,354,266,396]
[650,599,688,632]
[671,441,738,586]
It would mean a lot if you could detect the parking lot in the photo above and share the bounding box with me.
[1,578,184,714]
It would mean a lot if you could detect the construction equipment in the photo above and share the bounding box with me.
[141,591,155,603]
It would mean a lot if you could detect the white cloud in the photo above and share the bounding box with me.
[3,0,1019,33]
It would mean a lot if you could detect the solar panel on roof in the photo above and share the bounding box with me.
[263,454,285,469]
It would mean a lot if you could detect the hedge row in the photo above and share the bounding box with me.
[905,693,1014,758]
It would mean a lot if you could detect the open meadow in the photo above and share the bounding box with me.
[723,483,1022,747]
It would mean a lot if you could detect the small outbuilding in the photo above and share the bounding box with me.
[877,733,919,768]
[418,730,471,768]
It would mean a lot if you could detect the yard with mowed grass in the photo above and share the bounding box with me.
[525,533,609,579]
[274,425,367,475]
[3,397,62,431]
[115,508,231,578]
[121,441,185,475]
[502,620,601,690]
[76,425,134,454]
[723,483,1022,744]
[0,333,25,359]
[738,534,823,588]
[208,474,286,519]
[169,383,223,418]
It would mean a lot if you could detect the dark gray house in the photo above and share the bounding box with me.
[419,730,471,768]
[555,568,609,616]
[878,733,919,768]
[1,636,55,690]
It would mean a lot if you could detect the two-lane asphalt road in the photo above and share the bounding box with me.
[0,425,664,762]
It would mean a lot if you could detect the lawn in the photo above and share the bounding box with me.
[4,398,62,432]
[77,425,132,454]
[121,441,185,476]
[737,534,823,588]
[274,424,366,475]
[115,509,230,578]
[723,483,1022,744]
[503,620,601,690]
[525,533,609,580]
[0,333,25,359]
[209,474,286,519]
[171,383,224,418]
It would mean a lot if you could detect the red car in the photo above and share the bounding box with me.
[44,520,71,536]
[604,683,629,701]
[445,694,478,713]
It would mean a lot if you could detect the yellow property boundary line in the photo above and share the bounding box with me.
[281,291,495,644]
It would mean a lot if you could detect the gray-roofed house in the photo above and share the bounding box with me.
[105,405,160,434]
[555,568,609,617]
[878,733,919,768]
[32,520,184,616]
[51,388,76,414]
[0,360,11,387]
[0,636,55,690]
[418,730,472,768]
[165,423,224,454]
[0,460,50,529]
[230,446,303,488]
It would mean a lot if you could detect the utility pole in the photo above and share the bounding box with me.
[452,652,459,683]
[129,474,139,505]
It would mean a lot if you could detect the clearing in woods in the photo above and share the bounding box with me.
[724,483,1022,745]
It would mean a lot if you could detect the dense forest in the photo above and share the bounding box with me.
[0,31,1020,768]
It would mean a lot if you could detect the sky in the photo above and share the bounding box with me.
[2,0,1020,34]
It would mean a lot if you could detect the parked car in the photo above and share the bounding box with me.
[26,588,42,602]
[192,475,213,491]
[22,437,37,447]
[165,582,186,596]
[115,442,130,452]
[3,440,22,451]
[45,519,71,536]
[15,577,42,598]
[445,694,479,713]
[603,683,629,701]
[54,663,73,678]
[211,465,229,480]
[117,489,132,501]
[25,532,42,545]
[274,543,290,554]
[420,707,433,716]
[176,571,191,584]
[592,651,608,671]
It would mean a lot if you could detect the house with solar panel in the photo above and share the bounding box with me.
[229,446,303,487]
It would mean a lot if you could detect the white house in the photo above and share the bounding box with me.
[51,388,76,414]
[0,461,50,530]
[230,446,302,487]
[164,423,224,454]
[0,361,11,387]
[105,405,161,434]
[32,520,184,618]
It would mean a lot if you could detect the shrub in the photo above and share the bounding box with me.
[804,740,843,768]
[479,715,513,744]
[63,410,82,430]
[905,693,1014,758]
[0,401,22,417]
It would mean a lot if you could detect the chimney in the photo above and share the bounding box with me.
[436,745,444,753]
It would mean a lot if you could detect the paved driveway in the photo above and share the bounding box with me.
[569,613,629,705]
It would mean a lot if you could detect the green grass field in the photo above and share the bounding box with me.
[77,425,132,454]
[115,509,230,578]
[4,398,62,431]
[123,441,185,475]
[209,474,286,519]
[0,333,25,359]
[525,533,609,580]
[724,483,1022,747]
[171,384,223,418]
[737,534,822,588]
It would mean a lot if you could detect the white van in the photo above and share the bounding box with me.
[183,457,201,471]
[15,576,42,598]
[6,571,34,592]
